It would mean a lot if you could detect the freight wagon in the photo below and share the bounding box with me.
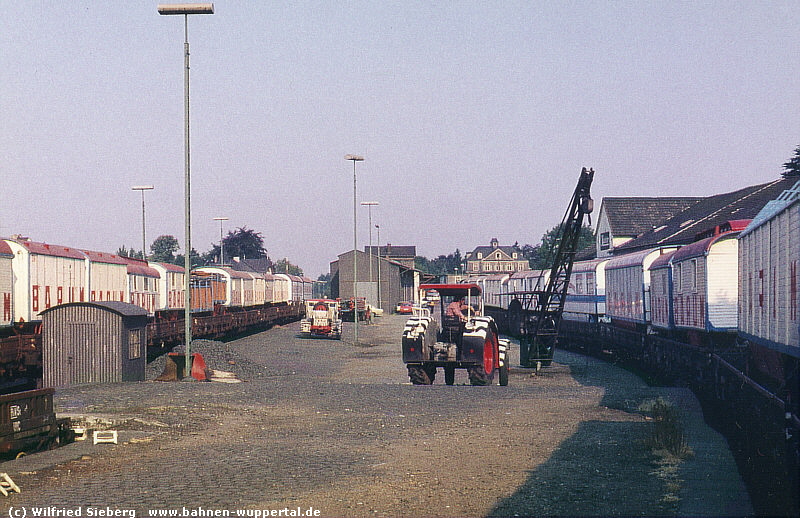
[738,180,800,389]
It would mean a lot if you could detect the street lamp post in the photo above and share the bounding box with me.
[158,2,215,377]
[361,201,378,305]
[213,216,228,265]
[375,224,381,311]
[345,154,364,345]
[131,185,154,259]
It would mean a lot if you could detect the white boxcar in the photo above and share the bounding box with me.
[649,250,677,331]
[671,232,741,332]
[247,272,267,306]
[81,250,128,303]
[564,258,609,321]
[124,258,160,315]
[273,274,291,304]
[0,241,13,326]
[195,267,252,307]
[605,247,677,327]
[4,238,89,322]
[150,262,186,311]
[301,276,315,301]
[262,273,276,305]
[739,180,800,359]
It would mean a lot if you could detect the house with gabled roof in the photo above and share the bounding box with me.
[614,177,798,253]
[595,197,703,257]
[464,238,528,274]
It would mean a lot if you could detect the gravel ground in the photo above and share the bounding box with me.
[0,315,750,517]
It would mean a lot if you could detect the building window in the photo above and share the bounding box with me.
[496,252,502,259]
[512,252,518,259]
[675,263,682,292]
[477,253,483,259]
[689,259,697,291]
[600,232,610,250]
[129,329,142,359]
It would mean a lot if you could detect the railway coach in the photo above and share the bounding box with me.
[563,258,609,322]
[738,179,800,392]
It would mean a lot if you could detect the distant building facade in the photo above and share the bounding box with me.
[464,238,527,274]
[364,245,416,269]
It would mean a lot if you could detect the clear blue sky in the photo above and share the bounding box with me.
[2,1,798,277]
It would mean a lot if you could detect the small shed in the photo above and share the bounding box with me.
[41,301,148,388]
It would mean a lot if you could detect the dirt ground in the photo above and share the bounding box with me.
[0,314,750,517]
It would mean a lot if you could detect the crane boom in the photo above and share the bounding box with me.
[520,167,594,367]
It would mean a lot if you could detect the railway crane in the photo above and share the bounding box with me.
[517,167,594,368]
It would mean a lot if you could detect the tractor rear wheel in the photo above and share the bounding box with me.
[469,329,498,386]
[408,364,433,385]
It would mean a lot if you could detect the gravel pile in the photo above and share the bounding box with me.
[145,336,278,382]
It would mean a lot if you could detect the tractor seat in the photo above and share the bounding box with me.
[441,315,463,343]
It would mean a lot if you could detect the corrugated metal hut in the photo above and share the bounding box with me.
[41,301,148,388]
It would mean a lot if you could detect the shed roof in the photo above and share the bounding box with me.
[601,197,702,236]
[41,301,148,317]
[616,177,798,253]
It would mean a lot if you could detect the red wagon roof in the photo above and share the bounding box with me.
[9,239,86,260]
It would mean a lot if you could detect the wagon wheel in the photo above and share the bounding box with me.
[444,366,456,386]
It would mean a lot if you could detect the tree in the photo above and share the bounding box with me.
[315,273,332,298]
[523,224,594,270]
[116,246,144,260]
[150,235,180,263]
[273,258,303,276]
[222,227,267,261]
[175,248,203,268]
[782,145,800,178]
[415,249,463,276]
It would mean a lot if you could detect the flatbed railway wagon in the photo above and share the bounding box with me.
[0,388,70,457]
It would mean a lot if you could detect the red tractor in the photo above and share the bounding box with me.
[401,283,508,386]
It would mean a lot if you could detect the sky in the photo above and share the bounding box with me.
[1,1,798,278]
